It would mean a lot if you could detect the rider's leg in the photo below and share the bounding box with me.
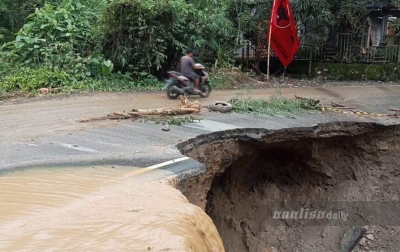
[189,72,200,92]
[194,76,200,91]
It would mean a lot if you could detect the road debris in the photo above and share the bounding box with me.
[38,88,62,94]
[389,108,400,117]
[331,102,356,109]
[294,95,322,109]
[78,96,201,123]
[209,101,233,113]
[340,227,367,252]
[322,106,400,118]
[162,124,170,131]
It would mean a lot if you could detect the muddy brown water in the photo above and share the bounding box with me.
[0,166,224,251]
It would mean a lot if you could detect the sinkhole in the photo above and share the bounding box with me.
[175,122,400,252]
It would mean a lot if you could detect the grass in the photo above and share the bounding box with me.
[0,64,166,97]
[138,115,201,126]
[0,66,247,98]
[0,74,166,102]
[62,75,165,93]
[228,87,322,116]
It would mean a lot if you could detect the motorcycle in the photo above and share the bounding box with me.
[165,63,212,99]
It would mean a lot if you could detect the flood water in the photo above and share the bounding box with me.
[0,166,224,251]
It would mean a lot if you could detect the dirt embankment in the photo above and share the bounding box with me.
[176,122,400,252]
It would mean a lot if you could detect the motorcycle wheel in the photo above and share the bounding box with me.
[166,81,180,99]
[200,84,211,98]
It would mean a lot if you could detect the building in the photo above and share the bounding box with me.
[363,0,400,47]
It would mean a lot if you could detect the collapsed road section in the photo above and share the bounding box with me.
[175,121,400,252]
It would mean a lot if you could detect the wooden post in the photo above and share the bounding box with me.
[242,47,245,71]
[267,31,272,80]
[246,41,250,70]
[309,47,313,77]
[267,0,277,81]
[397,44,400,72]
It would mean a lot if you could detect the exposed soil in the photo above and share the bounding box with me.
[176,122,400,252]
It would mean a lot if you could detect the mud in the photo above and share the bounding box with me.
[176,122,400,251]
[0,166,224,251]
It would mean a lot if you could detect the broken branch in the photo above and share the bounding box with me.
[331,102,356,109]
[78,97,201,123]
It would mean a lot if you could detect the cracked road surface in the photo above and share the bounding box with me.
[1,85,400,171]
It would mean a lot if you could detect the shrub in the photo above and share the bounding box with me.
[73,72,163,92]
[0,67,74,92]
[313,63,399,81]
[1,0,112,79]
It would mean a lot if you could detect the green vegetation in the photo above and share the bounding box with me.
[287,62,400,82]
[311,63,398,82]
[314,63,399,82]
[102,0,234,74]
[0,0,120,94]
[0,0,395,97]
[229,89,322,116]
[1,67,73,92]
[140,115,201,126]
[390,0,400,32]
[230,94,303,116]
[0,0,234,95]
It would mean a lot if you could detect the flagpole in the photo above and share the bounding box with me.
[267,0,276,81]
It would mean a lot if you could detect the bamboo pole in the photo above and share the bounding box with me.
[266,0,277,81]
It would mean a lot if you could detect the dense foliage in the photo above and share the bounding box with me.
[101,0,234,74]
[0,0,48,43]
[3,0,109,76]
[229,0,377,47]
[390,0,400,32]
[0,0,397,95]
[0,0,142,93]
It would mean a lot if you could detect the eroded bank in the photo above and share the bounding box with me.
[1,121,399,252]
[176,122,400,252]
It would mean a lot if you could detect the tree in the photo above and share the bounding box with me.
[101,0,235,74]
[0,0,62,43]
[330,0,376,34]
[1,0,112,79]
[292,0,332,45]
[226,0,377,48]
[390,0,400,33]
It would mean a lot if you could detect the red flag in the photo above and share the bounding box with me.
[268,0,300,67]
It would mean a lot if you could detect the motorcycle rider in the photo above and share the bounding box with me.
[180,49,202,93]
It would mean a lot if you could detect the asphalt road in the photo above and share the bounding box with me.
[1,85,400,174]
[0,85,400,251]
